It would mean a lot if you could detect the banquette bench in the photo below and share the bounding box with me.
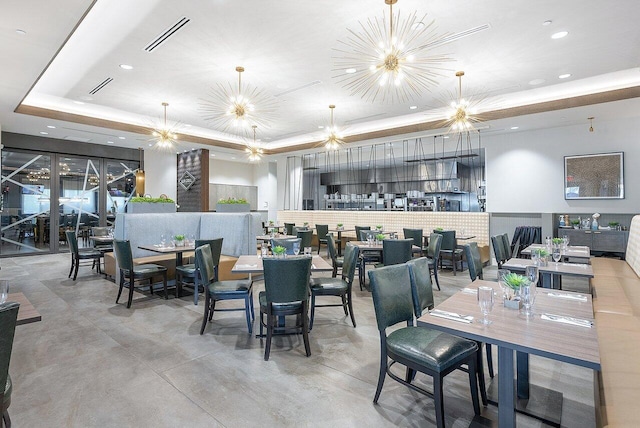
[591,214,640,427]
[103,212,262,283]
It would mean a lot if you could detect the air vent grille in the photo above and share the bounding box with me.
[89,77,113,95]
[274,80,322,97]
[144,17,191,52]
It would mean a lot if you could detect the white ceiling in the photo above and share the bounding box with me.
[1,0,640,161]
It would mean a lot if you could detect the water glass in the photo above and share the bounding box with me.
[304,246,312,256]
[497,269,511,300]
[189,234,196,246]
[552,247,562,263]
[525,265,539,287]
[520,284,536,317]
[0,281,8,304]
[160,234,167,247]
[261,243,268,258]
[293,242,301,256]
[477,286,494,325]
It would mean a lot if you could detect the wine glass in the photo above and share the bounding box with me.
[0,281,8,304]
[477,286,494,325]
[520,283,537,317]
[552,246,562,263]
[293,242,300,256]
[525,265,539,287]
[160,234,166,247]
[498,269,511,300]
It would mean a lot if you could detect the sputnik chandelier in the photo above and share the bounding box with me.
[246,125,264,162]
[334,0,450,103]
[445,71,482,133]
[201,66,277,139]
[151,102,180,152]
[323,105,344,150]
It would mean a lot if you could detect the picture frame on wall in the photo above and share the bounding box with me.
[564,152,624,199]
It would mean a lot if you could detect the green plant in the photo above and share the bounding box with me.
[375,225,383,230]
[609,221,619,227]
[268,220,275,225]
[571,220,580,225]
[552,237,563,245]
[435,227,444,231]
[272,245,286,255]
[303,222,309,226]
[337,223,343,227]
[533,248,549,257]
[376,233,385,241]
[217,197,248,204]
[502,272,529,290]
[130,196,175,203]
[173,234,185,241]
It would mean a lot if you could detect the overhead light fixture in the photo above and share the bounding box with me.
[588,117,595,132]
[118,136,126,139]
[135,148,145,196]
[119,64,133,70]
[246,125,264,162]
[445,71,482,133]
[542,20,552,26]
[409,105,418,110]
[200,66,277,138]
[39,132,48,135]
[510,126,519,130]
[334,0,450,103]
[59,163,70,176]
[47,125,56,129]
[150,102,179,152]
[345,68,357,74]
[323,105,344,150]
[551,31,568,39]
[15,29,26,35]
[558,73,571,79]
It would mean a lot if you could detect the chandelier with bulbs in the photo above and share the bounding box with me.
[151,102,180,152]
[245,125,264,162]
[323,105,344,150]
[334,0,449,103]
[445,71,483,133]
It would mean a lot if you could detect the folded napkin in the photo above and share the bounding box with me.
[429,309,474,323]
[235,264,257,269]
[547,292,588,302]
[311,264,317,269]
[461,288,477,295]
[541,313,593,328]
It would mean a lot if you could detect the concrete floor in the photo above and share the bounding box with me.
[3,253,596,427]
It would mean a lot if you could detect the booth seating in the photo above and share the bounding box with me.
[590,215,640,427]
[103,212,262,283]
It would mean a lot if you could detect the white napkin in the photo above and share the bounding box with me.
[461,287,477,295]
[235,264,257,268]
[547,292,587,302]
[430,309,474,323]
[541,313,593,328]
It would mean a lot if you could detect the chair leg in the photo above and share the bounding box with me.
[163,273,168,300]
[244,294,253,334]
[249,290,255,321]
[68,256,74,278]
[200,291,210,335]
[476,345,488,406]
[73,257,79,280]
[116,272,125,303]
[193,275,199,306]
[309,292,316,330]
[3,409,11,428]
[432,266,441,291]
[434,374,445,428]
[301,301,311,357]
[486,343,494,378]
[347,290,356,328]
[127,276,135,308]
[373,346,387,403]
[175,272,182,298]
[264,312,273,361]
[467,356,481,415]
[405,367,415,383]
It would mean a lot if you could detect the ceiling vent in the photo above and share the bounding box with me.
[344,113,386,124]
[144,17,191,52]
[274,80,322,98]
[89,77,113,95]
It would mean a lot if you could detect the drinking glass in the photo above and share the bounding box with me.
[189,234,196,246]
[525,265,539,287]
[293,242,300,256]
[0,281,8,304]
[477,286,494,325]
[160,234,167,247]
[260,243,268,258]
[520,284,537,317]
[304,246,312,256]
[552,246,562,263]
[497,269,511,300]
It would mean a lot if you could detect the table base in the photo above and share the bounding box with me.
[487,375,563,427]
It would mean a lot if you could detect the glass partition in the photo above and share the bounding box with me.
[106,160,138,227]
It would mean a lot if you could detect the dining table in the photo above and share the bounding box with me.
[7,292,42,325]
[418,279,600,427]
[138,243,195,266]
[89,235,114,245]
[521,244,591,263]
[255,234,296,242]
[502,257,594,289]
[328,228,354,256]
[231,254,333,277]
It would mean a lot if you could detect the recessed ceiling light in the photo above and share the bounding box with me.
[542,20,552,26]
[107,141,114,144]
[558,73,571,79]
[47,125,56,129]
[345,68,357,74]
[39,132,48,135]
[148,143,153,147]
[119,64,133,70]
[409,105,418,110]
[528,78,545,86]
[510,126,519,130]
[15,29,26,35]
[551,31,568,39]
[443,136,450,139]
[318,125,324,129]
[231,157,236,160]
[211,154,216,157]
[118,136,126,140]
[73,101,85,105]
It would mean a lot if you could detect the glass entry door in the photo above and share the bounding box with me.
[106,160,138,227]
[1,151,51,255]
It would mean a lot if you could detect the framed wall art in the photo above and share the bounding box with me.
[564,152,624,199]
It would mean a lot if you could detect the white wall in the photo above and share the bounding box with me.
[485,115,640,213]
[144,150,176,200]
[209,158,253,185]
[253,161,278,219]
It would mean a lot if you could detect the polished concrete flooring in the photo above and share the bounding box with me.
[3,253,596,427]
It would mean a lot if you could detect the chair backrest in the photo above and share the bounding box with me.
[427,233,442,260]
[359,230,377,241]
[491,235,505,264]
[296,229,313,249]
[65,230,79,255]
[113,240,134,271]
[464,242,483,281]
[383,238,413,266]
[501,233,512,259]
[368,264,414,331]
[284,222,295,235]
[271,238,302,255]
[263,257,312,303]
[407,257,434,315]
[92,226,110,237]
[435,230,457,251]
[0,302,19,411]
[355,226,370,240]
[195,243,216,284]
[195,238,223,268]
[326,233,337,263]
[316,224,329,240]
[341,243,360,284]
[403,228,423,248]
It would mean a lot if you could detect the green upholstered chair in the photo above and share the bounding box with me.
[0,302,19,428]
[502,233,515,259]
[259,256,312,361]
[355,226,381,290]
[65,230,103,280]
[368,264,481,428]
[403,228,426,257]
[284,222,295,235]
[90,226,113,253]
[197,243,254,335]
[175,238,223,305]
[296,229,313,250]
[326,233,343,278]
[376,238,413,267]
[407,257,489,405]
[426,233,443,290]
[270,237,302,255]
[315,224,329,254]
[113,240,168,308]
[491,235,506,268]
[435,230,464,275]
[309,243,360,329]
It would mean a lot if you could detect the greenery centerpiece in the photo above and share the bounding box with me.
[435,227,444,231]
[216,197,250,212]
[375,233,385,243]
[571,219,580,229]
[337,223,344,230]
[609,221,620,230]
[272,245,286,257]
[501,272,529,308]
[552,237,563,246]
[173,234,185,247]
[128,195,176,213]
[375,225,383,231]
[532,248,549,266]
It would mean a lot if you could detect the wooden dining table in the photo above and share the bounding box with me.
[418,279,600,427]
[328,228,354,256]
[138,243,195,266]
[502,257,594,289]
[231,254,332,275]
[7,292,42,325]
[521,244,591,263]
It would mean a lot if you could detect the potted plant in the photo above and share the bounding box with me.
[173,234,186,247]
[375,233,385,243]
[571,219,580,229]
[127,196,176,213]
[303,222,309,228]
[435,227,444,231]
[375,225,383,231]
[272,245,286,258]
[501,272,528,309]
[336,223,344,231]
[268,220,275,226]
[552,237,563,246]
[609,221,620,230]
[216,197,250,213]
[532,248,549,266]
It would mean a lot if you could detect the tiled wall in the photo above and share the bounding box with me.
[277,210,490,246]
